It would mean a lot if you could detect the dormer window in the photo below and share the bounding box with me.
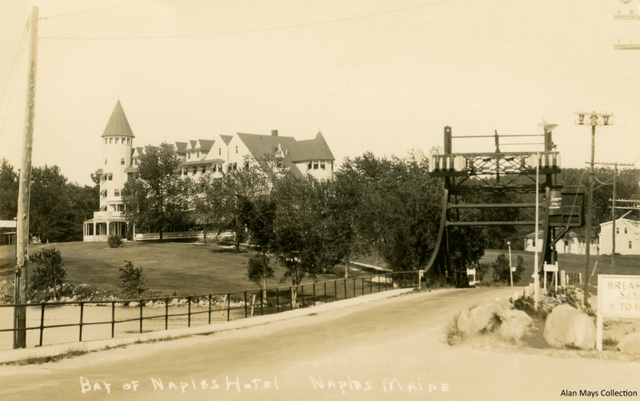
[219,148,221,156]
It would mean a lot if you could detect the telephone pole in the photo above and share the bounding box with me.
[591,161,634,269]
[14,6,39,349]
[576,112,612,306]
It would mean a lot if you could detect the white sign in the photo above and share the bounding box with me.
[598,275,640,318]
[596,274,640,351]
[0,220,17,228]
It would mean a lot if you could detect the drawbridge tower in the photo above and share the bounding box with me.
[426,125,584,286]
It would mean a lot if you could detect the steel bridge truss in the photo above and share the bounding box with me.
[425,126,584,286]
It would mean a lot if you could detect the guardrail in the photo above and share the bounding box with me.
[1,271,420,350]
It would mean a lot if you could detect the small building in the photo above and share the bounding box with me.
[524,230,598,255]
[598,218,640,255]
[0,220,16,245]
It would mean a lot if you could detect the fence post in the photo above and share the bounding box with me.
[39,303,45,347]
[79,302,84,342]
[362,277,365,296]
[344,279,348,299]
[208,295,212,324]
[334,281,338,301]
[165,298,169,330]
[324,282,327,302]
[111,301,116,338]
[227,293,231,321]
[244,291,248,318]
[276,289,280,313]
[353,278,356,297]
[290,286,295,310]
[187,296,192,328]
[261,290,264,315]
[139,300,144,333]
[313,283,316,306]
[301,285,304,307]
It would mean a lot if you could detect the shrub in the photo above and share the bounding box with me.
[492,254,525,284]
[108,235,123,248]
[118,260,145,298]
[30,248,66,300]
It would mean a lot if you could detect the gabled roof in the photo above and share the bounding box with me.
[600,218,640,231]
[288,132,335,162]
[197,139,214,152]
[175,142,188,153]
[102,100,134,138]
[220,135,233,145]
[236,133,297,158]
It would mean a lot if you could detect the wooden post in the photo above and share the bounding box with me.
[14,6,39,349]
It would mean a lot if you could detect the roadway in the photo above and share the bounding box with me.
[1,287,639,401]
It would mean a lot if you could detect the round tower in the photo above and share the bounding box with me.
[100,100,134,212]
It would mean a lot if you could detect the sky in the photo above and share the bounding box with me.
[1,0,640,186]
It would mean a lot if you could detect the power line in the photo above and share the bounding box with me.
[40,0,459,41]
[39,0,184,21]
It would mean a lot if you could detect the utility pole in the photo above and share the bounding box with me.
[591,161,634,269]
[576,112,612,306]
[13,6,38,349]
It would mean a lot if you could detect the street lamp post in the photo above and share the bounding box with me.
[576,111,612,306]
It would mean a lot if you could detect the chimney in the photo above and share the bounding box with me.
[271,129,278,137]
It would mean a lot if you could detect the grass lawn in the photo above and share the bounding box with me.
[0,241,344,296]
[481,249,640,290]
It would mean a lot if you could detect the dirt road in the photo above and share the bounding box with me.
[1,287,639,401]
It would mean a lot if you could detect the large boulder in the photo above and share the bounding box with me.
[498,309,533,341]
[543,304,596,349]
[617,333,640,355]
[457,302,503,336]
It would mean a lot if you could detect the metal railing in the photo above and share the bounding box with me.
[1,271,420,350]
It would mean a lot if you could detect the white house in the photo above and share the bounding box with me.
[83,101,335,242]
[598,218,640,255]
[524,230,598,255]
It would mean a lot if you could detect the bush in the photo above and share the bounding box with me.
[492,254,525,284]
[108,235,123,248]
[30,248,66,300]
[118,260,145,298]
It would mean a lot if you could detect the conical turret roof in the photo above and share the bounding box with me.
[101,100,134,138]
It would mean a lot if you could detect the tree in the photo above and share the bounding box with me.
[29,165,72,242]
[0,159,18,220]
[492,253,525,284]
[123,143,192,240]
[118,260,145,298]
[270,174,337,303]
[30,247,66,300]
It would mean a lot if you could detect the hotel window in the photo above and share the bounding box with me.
[127,138,131,145]
[235,145,238,154]
[307,162,312,170]
[121,158,125,165]
[197,151,200,158]
[108,173,113,181]
[201,166,206,174]
[616,227,620,234]
[313,162,319,170]
[320,161,326,170]
[625,227,628,234]
[115,138,119,144]
[629,241,633,249]
[109,138,113,144]
[114,189,120,196]
[192,167,197,175]
[218,148,221,156]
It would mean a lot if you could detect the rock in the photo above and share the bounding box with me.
[145,300,154,307]
[457,302,503,335]
[129,301,140,308]
[543,304,596,349]
[617,333,640,355]
[169,298,181,306]
[498,309,533,341]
